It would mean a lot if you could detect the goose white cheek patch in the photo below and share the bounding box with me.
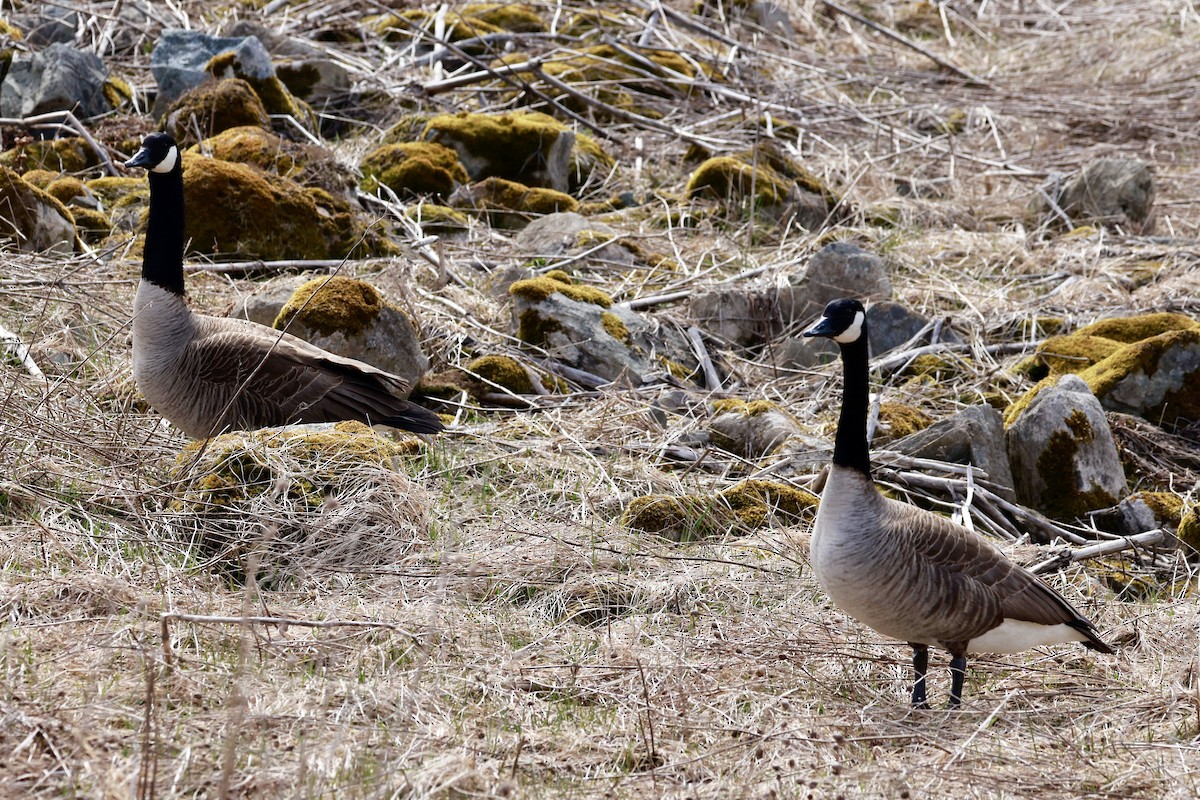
[833,310,865,344]
[152,146,179,174]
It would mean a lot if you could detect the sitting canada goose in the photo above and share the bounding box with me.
[803,298,1111,707]
[123,132,443,438]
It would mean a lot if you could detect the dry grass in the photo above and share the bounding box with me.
[2,1,1200,798]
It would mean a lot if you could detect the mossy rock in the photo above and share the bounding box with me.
[44,176,87,204]
[85,175,148,210]
[180,155,375,260]
[164,78,271,145]
[463,3,546,31]
[717,480,818,528]
[0,166,76,252]
[405,203,469,233]
[711,398,782,416]
[274,276,386,338]
[369,9,502,42]
[509,272,613,308]
[70,207,112,242]
[464,354,535,394]
[1179,507,1200,562]
[0,137,95,173]
[455,176,579,229]
[1016,333,1125,381]
[686,155,792,206]
[1074,311,1197,344]
[360,141,468,198]
[381,113,434,145]
[189,125,298,176]
[620,494,729,542]
[19,168,58,189]
[205,51,316,131]
[103,75,135,110]
[1076,328,1200,426]
[424,111,581,191]
[875,402,933,444]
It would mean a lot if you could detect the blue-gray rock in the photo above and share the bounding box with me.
[1039,157,1154,232]
[11,8,78,46]
[778,241,892,327]
[150,30,275,116]
[1005,374,1127,519]
[866,301,962,357]
[892,404,1016,499]
[0,44,110,119]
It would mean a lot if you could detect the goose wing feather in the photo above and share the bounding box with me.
[885,500,1097,639]
[181,316,436,434]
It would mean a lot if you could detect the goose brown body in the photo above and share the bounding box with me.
[804,298,1110,707]
[125,132,443,438]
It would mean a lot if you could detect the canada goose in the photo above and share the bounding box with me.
[803,298,1111,707]
[124,132,443,438]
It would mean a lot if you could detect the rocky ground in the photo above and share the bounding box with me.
[1,1,1199,798]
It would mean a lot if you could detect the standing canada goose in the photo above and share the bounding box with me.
[803,298,1111,707]
[124,132,443,438]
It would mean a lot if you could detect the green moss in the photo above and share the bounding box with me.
[370,9,502,41]
[360,141,468,197]
[405,203,469,232]
[658,356,695,381]
[1034,424,1118,521]
[600,311,631,344]
[0,166,75,250]
[19,169,58,189]
[206,52,315,128]
[0,18,22,39]
[1090,558,1161,601]
[0,137,94,173]
[70,207,111,241]
[165,78,270,144]
[686,155,791,205]
[424,111,574,185]
[1178,507,1200,562]
[1076,312,1196,344]
[188,126,297,176]
[465,354,534,394]
[44,176,86,204]
[516,308,562,346]
[102,75,134,109]
[1077,328,1200,425]
[382,113,433,145]
[619,495,727,542]
[459,176,578,227]
[509,273,613,307]
[875,402,933,444]
[1128,491,1184,525]
[711,398,781,416]
[275,276,384,338]
[1017,333,1125,381]
[463,3,546,31]
[85,175,148,209]
[718,480,818,527]
[181,155,373,260]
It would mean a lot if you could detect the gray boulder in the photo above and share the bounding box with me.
[515,212,618,258]
[1005,374,1128,520]
[708,401,801,458]
[1041,157,1154,232]
[1,44,111,119]
[778,241,892,326]
[510,278,698,385]
[866,301,962,357]
[10,7,78,46]
[231,275,309,327]
[274,276,429,390]
[689,287,784,348]
[891,405,1016,499]
[150,30,275,116]
[0,169,75,252]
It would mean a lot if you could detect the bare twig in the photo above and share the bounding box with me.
[1030,529,1166,575]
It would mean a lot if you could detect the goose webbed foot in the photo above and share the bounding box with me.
[909,643,930,709]
[948,653,967,707]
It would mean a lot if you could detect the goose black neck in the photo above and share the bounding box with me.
[833,334,872,476]
[142,166,186,296]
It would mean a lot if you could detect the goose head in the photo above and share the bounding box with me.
[125,132,180,175]
[803,298,866,345]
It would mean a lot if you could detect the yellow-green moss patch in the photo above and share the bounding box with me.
[1076,311,1196,343]
[509,272,613,307]
[70,207,111,241]
[711,398,783,416]
[458,176,578,227]
[85,175,147,209]
[19,168,58,189]
[718,479,818,527]
[600,311,631,344]
[465,354,535,394]
[1077,328,1200,425]
[44,176,87,204]
[875,402,933,443]
[620,494,727,542]
[0,137,94,173]
[370,9,502,41]
[1017,333,1125,381]
[165,78,271,144]
[1178,507,1200,562]
[463,3,546,31]
[189,126,298,176]
[275,276,385,338]
[360,141,468,197]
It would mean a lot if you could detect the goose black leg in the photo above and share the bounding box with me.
[948,651,967,707]
[909,643,930,709]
